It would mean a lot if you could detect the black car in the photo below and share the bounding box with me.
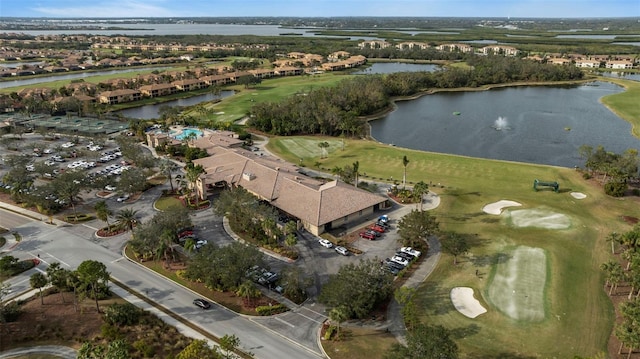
[193,298,211,309]
[384,258,405,270]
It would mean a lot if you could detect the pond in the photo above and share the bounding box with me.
[116,90,235,119]
[0,66,171,89]
[352,62,440,75]
[370,81,639,168]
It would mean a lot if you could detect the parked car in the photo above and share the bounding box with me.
[359,231,376,240]
[378,215,389,223]
[335,246,349,256]
[319,239,333,248]
[384,258,406,270]
[394,251,414,261]
[400,247,422,258]
[365,229,381,237]
[369,225,385,233]
[105,185,117,191]
[116,194,130,202]
[376,220,390,228]
[258,271,279,286]
[193,298,211,309]
[385,265,400,275]
[391,255,409,267]
[195,240,208,249]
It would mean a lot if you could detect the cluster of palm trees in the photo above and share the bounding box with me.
[601,226,640,357]
[94,200,138,234]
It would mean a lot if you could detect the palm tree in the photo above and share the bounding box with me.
[402,155,410,189]
[160,159,179,193]
[46,262,68,303]
[94,200,112,229]
[185,164,205,206]
[116,208,138,232]
[606,231,621,254]
[601,260,624,295]
[352,161,359,188]
[30,272,49,305]
[329,305,349,339]
[236,280,262,308]
[183,237,196,253]
[412,181,429,210]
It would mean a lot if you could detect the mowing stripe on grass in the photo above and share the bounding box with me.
[507,208,572,230]
[487,246,547,322]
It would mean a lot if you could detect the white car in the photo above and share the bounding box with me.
[335,246,349,256]
[318,239,333,248]
[105,185,117,191]
[43,148,53,154]
[391,255,409,267]
[61,142,75,148]
[116,194,130,202]
[400,247,422,258]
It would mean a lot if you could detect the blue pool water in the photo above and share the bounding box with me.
[172,128,203,140]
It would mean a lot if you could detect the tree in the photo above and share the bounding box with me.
[352,161,359,188]
[46,262,69,303]
[52,169,85,220]
[284,233,298,248]
[318,141,330,159]
[30,272,49,305]
[185,163,205,204]
[177,339,221,359]
[236,280,262,308]
[94,200,113,229]
[279,266,311,303]
[118,167,148,195]
[412,181,429,210]
[601,260,625,295]
[402,155,410,189]
[440,231,470,265]
[329,305,349,339]
[116,208,138,232]
[385,324,458,359]
[76,260,110,313]
[219,334,241,359]
[607,231,621,254]
[319,258,394,319]
[397,209,439,249]
[160,159,180,193]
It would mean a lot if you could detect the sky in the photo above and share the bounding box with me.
[0,0,638,18]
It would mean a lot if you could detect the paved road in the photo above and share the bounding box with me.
[0,345,77,359]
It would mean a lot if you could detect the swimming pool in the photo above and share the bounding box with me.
[172,128,203,140]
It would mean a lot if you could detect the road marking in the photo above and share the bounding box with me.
[274,316,295,328]
[35,267,47,274]
[111,257,124,263]
[82,224,99,231]
[45,252,71,267]
[294,311,324,324]
[299,306,327,319]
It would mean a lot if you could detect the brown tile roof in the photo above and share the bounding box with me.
[193,146,386,227]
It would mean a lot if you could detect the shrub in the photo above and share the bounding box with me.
[64,214,93,222]
[100,323,122,340]
[324,325,337,340]
[0,302,22,322]
[104,302,143,326]
[632,188,640,196]
[255,304,289,316]
[605,180,627,197]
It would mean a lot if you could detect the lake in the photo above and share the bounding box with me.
[0,66,171,89]
[370,81,639,168]
[117,90,235,119]
[352,62,440,75]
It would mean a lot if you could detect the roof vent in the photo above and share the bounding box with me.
[242,172,255,181]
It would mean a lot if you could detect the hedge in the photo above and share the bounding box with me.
[255,303,289,316]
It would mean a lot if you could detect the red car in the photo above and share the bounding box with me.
[178,230,194,238]
[359,231,376,240]
[369,225,385,233]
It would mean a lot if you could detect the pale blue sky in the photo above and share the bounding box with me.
[0,0,638,18]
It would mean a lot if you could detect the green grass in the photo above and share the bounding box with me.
[183,72,353,124]
[321,327,398,359]
[154,195,183,211]
[600,77,640,138]
[268,136,635,357]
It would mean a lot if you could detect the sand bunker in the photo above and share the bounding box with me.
[570,192,587,199]
[483,200,522,215]
[507,208,571,229]
[451,287,487,319]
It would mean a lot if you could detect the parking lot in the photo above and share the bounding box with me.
[0,132,137,208]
